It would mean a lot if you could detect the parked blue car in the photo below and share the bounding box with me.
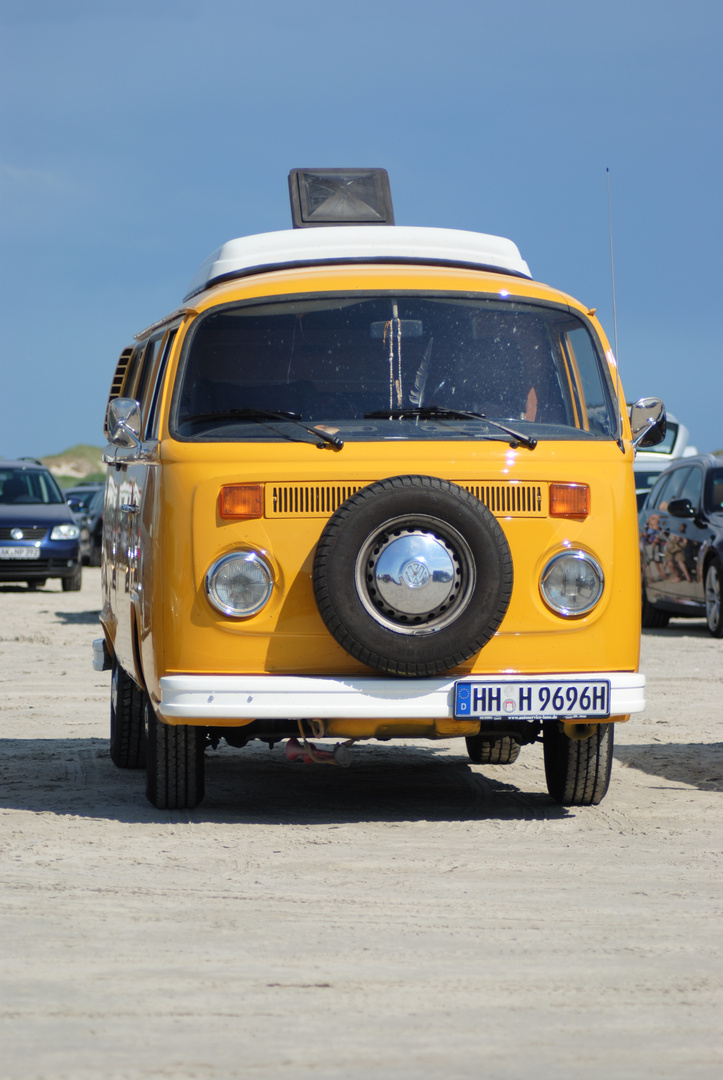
[0,459,82,590]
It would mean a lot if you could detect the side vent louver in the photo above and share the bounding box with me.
[104,347,134,437]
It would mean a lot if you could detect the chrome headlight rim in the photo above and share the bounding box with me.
[540,549,604,617]
[206,550,274,618]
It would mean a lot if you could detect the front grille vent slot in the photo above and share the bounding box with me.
[267,481,545,518]
[270,484,364,516]
[461,483,543,515]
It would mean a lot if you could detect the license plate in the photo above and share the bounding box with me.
[454,679,611,720]
[0,546,40,560]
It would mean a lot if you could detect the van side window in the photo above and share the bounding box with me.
[145,329,177,438]
[132,333,173,438]
[144,326,177,436]
[122,344,146,402]
[134,336,163,420]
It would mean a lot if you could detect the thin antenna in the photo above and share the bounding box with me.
[606,167,619,360]
[607,168,625,450]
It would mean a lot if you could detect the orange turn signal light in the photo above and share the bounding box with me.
[549,483,590,518]
[219,484,263,520]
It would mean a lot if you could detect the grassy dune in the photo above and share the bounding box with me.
[40,444,105,487]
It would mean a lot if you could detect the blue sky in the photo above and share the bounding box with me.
[1,0,721,457]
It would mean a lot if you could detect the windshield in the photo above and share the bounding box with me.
[0,468,65,505]
[174,294,617,443]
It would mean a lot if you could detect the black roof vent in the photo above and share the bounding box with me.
[289,168,394,228]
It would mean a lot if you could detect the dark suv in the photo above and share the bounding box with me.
[639,453,723,636]
[0,460,82,590]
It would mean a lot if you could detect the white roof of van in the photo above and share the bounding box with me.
[184,225,532,299]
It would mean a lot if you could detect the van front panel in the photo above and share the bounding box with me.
[149,438,639,693]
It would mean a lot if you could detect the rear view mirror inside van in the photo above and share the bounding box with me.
[369,320,423,338]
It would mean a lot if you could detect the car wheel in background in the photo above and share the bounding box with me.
[61,567,82,592]
[641,579,669,629]
[89,531,102,566]
[705,556,723,637]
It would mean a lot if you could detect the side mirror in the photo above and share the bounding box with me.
[630,398,666,449]
[667,498,696,519]
[107,398,142,449]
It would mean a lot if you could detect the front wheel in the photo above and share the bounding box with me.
[543,722,613,806]
[705,557,723,637]
[145,695,205,810]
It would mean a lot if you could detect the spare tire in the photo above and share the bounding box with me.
[313,475,513,676]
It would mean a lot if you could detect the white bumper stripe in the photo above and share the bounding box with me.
[159,672,645,721]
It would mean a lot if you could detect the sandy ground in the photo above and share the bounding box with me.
[0,567,721,1080]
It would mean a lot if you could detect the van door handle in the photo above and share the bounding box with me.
[120,503,139,515]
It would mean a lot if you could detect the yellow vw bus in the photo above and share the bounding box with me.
[94,168,665,809]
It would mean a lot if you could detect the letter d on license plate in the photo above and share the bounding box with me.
[454,679,610,719]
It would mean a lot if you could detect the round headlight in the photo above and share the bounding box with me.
[540,550,604,616]
[206,552,274,617]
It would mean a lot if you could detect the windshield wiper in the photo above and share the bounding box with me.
[184,408,344,450]
[364,406,537,450]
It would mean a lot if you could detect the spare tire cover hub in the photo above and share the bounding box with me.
[355,516,475,633]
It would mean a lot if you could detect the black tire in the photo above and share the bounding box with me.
[641,579,669,629]
[543,722,613,806]
[62,567,82,592]
[313,475,513,676]
[466,734,520,765]
[110,662,146,768]
[704,556,723,638]
[145,694,205,810]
